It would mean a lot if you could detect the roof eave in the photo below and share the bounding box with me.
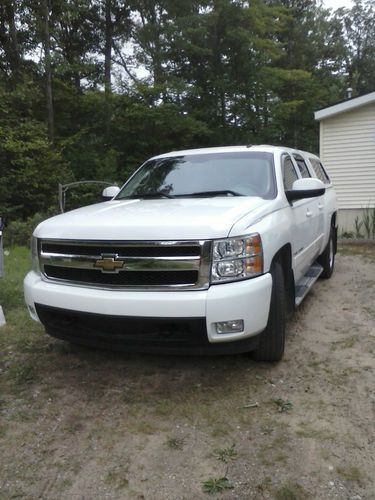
[314,91,375,121]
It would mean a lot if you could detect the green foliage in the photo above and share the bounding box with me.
[212,444,237,463]
[202,477,233,494]
[0,90,72,221]
[3,211,57,247]
[0,0,374,228]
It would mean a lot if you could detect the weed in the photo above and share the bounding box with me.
[336,465,362,482]
[202,477,233,494]
[340,230,354,238]
[274,482,308,499]
[273,398,293,412]
[354,216,363,238]
[212,444,237,462]
[361,205,373,239]
[165,437,185,450]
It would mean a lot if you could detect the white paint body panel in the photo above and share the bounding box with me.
[24,270,272,343]
[25,145,337,346]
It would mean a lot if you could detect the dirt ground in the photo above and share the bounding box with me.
[0,245,374,499]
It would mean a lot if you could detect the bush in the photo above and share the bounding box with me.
[3,211,57,247]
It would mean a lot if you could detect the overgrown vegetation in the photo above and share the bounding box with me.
[347,207,375,240]
[1,0,375,230]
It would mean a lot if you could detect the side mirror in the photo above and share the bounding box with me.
[102,186,120,201]
[285,178,325,202]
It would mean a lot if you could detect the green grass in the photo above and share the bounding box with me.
[0,246,32,312]
[0,246,45,395]
[274,482,309,499]
[336,466,362,482]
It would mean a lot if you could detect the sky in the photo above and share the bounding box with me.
[322,0,354,10]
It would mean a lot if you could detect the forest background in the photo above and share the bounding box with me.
[0,0,374,237]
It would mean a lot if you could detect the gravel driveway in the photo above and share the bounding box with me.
[0,244,374,499]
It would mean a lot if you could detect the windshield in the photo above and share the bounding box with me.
[116,152,276,199]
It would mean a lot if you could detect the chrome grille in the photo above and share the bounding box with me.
[39,240,212,290]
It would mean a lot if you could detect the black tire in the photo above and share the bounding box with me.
[252,261,286,362]
[318,228,335,279]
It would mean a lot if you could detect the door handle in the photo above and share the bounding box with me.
[318,203,324,211]
[306,209,313,218]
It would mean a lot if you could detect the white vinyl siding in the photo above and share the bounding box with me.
[319,103,375,209]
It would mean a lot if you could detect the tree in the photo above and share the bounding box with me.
[335,0,375,96]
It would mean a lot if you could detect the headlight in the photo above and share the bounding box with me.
[211,234,263,283]
[31,236,40,274]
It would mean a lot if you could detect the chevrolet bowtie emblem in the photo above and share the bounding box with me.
[94,254,125,273]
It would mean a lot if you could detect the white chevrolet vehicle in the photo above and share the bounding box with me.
[24,146,337,361]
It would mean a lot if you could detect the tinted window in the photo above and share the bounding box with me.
[310,158,330,184]
[293,154,311,178]
[282,156,299,190]
[117,152,277,199]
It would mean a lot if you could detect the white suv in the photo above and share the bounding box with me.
[24,145,337,361]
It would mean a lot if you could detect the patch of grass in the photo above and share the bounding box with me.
[133,420,158,434]
[7,361,38,386]
[338,243,375,262]
[105,466,129,489]
[165,436,185,450]
[0,247,31,311]
[296,426,334,441]
[212,444,237,462]
[331,335,359,350]
[274,482,309,499]
[202,477,233,494]
[273,398,293,413]
[258,434,289,466]
[210,422,232,437]
[336,466,362,482]
[256,476,272,494]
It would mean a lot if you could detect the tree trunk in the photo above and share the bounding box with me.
[43,0,54,144]
[104,0,113,138]
[5,0,21,77]
[104,0,113,95]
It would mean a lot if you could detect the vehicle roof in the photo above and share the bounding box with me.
[151,145,319,160]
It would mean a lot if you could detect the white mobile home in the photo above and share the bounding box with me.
[315,92,375,234]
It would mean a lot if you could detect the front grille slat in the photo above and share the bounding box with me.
[41,243,201,257]
[44,266,198,286]
[39,239,211,290]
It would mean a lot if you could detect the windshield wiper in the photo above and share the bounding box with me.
[122,191,175,199]
[177,190,243,198]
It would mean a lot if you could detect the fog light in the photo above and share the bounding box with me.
[215,319,244,334]
[28,305,36,316]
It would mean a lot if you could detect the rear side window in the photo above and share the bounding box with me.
[282,156,299,190]
[310,158,330,184]
[293,154,311,178]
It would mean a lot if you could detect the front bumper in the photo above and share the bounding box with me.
[24,271,272,351]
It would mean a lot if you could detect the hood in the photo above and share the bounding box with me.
[35,197,272,241]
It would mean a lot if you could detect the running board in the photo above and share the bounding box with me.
[295,262,323,307]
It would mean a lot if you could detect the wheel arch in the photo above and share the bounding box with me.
[270,243,295,314]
